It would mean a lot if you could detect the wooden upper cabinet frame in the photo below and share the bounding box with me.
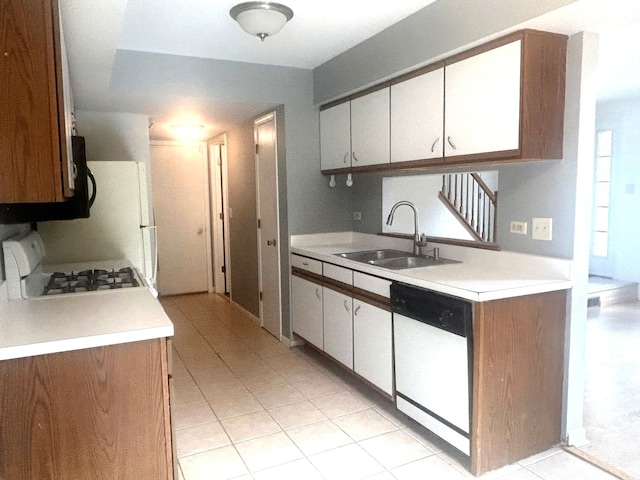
[319,29,567,175]
[0,0,66,203]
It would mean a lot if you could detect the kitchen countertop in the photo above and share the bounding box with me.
[0,286,174,361]
[291,232,573,302]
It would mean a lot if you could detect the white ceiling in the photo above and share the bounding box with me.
[60,0,640,141]
[119,0,437,69]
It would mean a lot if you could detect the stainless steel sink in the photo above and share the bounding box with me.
[336,249,460,270]
[335,249,410,263]
[369,255,460,270]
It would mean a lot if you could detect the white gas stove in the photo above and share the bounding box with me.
[2,231,147,300]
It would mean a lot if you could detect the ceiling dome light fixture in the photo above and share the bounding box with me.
[229,1,294,42]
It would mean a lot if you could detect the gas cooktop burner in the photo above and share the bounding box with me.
[43,267,140,296]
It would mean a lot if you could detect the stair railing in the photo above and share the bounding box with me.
[438,173,498,243]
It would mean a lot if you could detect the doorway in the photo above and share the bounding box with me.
[209,137,231,295]
[255,112,282,339]
[150,141,212,296]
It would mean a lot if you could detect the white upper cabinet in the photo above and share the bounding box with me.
[350,88,390,167]
[320,102,351,171]
[444,40,522,158]
[391,67,444,163]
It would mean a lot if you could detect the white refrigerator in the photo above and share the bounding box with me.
[38,161,157,287]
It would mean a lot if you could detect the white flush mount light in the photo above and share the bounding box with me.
[229,2,294,42]
[171,123,205,139]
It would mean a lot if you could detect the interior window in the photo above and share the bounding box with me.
[592,130,612,257]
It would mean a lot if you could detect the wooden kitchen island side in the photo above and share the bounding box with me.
[471,289,567,475]
[0,338,174,480]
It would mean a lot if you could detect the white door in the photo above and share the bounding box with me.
[444,39,521,157]
[320,102,351,171]
[150,142,211,296]
[291,275,323,349]
[351,87,390,167]
[255,114,282,338]
[323,287,353,369]
[209,140,231,294]
[391,67,444,162]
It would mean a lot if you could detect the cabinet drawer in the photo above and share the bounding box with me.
[323,263,353,285]
[354,272,391,299]
[291,254,322,275]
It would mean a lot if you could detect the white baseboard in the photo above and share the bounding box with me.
[564,426,589,447]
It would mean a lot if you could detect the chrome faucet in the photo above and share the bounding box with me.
[386,201,426,255]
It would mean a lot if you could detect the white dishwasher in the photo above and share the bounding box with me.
[391,282,473,455]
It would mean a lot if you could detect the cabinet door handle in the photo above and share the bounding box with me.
[431,137,440,153]
[354,305,361,316]
[343,152,349,164]
[447,136,457,150]
[315,288,321,300]
[352,152,359,163]
[343,300,350,313]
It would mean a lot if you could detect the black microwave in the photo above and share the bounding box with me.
[0,136,96,224]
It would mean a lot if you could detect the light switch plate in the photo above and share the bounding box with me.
[532,217,553,241]
[510,221,527,235]
[353,211,362,221]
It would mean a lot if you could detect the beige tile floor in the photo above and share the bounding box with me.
[160,293,617,480]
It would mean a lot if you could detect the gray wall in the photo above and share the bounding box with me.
[226,121,260,317]
[592,97,640,283]
[314,0,578,104]
[110,50,353,238]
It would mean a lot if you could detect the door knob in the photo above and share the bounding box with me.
[267,239,277,246]
[197,228,204,235]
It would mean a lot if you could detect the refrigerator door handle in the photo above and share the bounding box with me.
[140,225,158,289]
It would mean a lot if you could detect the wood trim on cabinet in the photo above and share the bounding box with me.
[352,288,391,312]
[50,0,71,198]
[471,290,567,476]
[323,276,353,296]
[519,30,567,160]
[161,338,176,479]
[292,267,324,286]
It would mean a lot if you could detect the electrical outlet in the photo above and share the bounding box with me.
[532,217,553,241]
[353,211,362,221]
[510,221,527,235]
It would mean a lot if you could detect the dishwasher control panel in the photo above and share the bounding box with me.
[390,282,472,337]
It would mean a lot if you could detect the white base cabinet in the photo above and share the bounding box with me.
[291,269,323,350]
[353,300,393,395]
[322,288,353,369]
[291,254,393,397]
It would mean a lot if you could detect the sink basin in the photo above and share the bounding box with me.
[368,255,460,270]
[335,249,410,263]
[336,249,460,270]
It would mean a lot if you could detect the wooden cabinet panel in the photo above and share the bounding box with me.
[320,102,351,171]
[353,300,393,395]
[351,88,390,167]
[391,67,444,163]
[0,0,66,203]
[444,40,521,158]
[0,339,172,479]
[471,290,566,475]
[292,273,324,349]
